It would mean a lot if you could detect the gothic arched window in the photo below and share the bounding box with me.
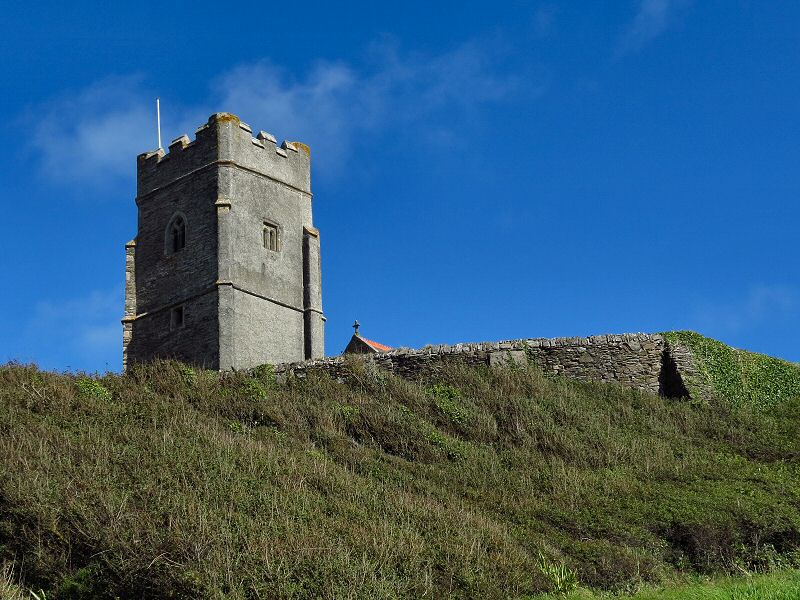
[166,213,186,255]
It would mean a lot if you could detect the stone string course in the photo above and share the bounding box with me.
[274,333,699,396]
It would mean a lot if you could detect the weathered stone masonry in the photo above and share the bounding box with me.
[123,113,325,371]
[275,333,698,397]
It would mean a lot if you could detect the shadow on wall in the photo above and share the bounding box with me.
[659,350,690,398]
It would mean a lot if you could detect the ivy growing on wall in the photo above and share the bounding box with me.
[664,330,800,409]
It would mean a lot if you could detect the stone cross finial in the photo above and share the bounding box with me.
[352,320,360,336]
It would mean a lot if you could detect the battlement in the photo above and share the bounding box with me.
[136,113,312,199]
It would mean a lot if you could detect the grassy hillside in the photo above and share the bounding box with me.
[1,354,800,598]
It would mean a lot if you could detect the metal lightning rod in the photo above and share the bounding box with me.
[156,97,162,150]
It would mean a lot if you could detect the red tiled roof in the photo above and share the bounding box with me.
[361,337,393,352]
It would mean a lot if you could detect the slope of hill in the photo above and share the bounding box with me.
[1,341,800,598]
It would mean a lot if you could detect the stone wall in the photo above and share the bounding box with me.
[274,333,695,397]
[126,289,221,369]
[527,334,664,392]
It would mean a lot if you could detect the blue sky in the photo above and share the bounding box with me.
[2,1,800,372]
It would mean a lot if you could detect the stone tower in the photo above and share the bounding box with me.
[122,113,325,370]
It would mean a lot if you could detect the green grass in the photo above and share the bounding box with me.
[2,355,800,598]
[664,331,800,408]
[534,569,800,599]
[625,570,800,599]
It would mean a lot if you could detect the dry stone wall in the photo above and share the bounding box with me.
[527,334,665,392]
[274,333,695,397]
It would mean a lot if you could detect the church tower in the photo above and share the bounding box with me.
[123,113,325,370]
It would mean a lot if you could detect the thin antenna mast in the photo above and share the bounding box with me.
[156,98,162,149]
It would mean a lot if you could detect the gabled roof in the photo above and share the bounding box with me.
[343,334,393,355]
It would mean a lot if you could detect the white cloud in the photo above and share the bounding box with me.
[207,42,512,175]
[28,75,155,188]
[616,0,688,56]
[210,60,369,175]
[29,42,514,187]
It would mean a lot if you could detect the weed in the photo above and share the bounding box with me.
[427,382,461,402]
[75,377,112,402]
[228,419,247,434]
[243,378,270,401]
[265,426,287,440]
[333,402,361,421]
[427,383,471,426]
[538,552,579,595]
[426,427,469,460]
[251,363,276,387]
[179,365,196,386]
[56,564,107,600]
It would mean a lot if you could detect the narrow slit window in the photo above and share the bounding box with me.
[263,223,279,251]
[171,217,185,252]
[170,306,184,330]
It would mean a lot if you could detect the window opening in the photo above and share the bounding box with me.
[263,223,279,251]
[170,216,186,253]
[170,306,184,330]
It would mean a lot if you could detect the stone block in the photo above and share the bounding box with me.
[488,350,528,367]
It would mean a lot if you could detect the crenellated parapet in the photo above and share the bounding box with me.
[136,113,312,201]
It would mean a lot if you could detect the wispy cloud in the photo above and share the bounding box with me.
[691,284,797,336]
[29,42,514,187]
[27,75,155,189]
[616,0,688,57]
[214,43,512,174]
[21,287,124,372]
[530,5,557,39]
